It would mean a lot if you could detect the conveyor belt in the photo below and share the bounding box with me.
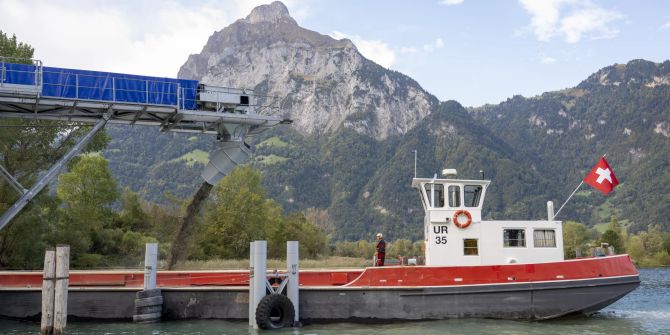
[0,59,284,134]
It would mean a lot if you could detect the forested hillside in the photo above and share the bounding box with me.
[470,59,670,233]
[104,59,670,240]
[139,2,669,238]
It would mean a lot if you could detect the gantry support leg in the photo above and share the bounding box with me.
[0,113,110,230]
[0,164,27,195]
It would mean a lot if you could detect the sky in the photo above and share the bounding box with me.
[1,0,668,107]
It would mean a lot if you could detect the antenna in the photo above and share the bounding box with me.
[413,149,417,178]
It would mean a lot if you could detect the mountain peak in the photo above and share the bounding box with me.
[245,1,296,25]
[578,59,670,89]
[179,0,437,140]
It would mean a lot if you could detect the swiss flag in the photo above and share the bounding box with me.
[583,157,619,195]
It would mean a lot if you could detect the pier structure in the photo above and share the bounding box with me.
[133,243,162,323]
[249,240,300,329]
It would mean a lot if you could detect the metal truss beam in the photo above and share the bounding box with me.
[0,113,111,231]
[0,164,27,195]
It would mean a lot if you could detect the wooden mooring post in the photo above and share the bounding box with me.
[54,245,70,335]
[40,245,70,335]
[41,245,69,335]
[40,248,55,335]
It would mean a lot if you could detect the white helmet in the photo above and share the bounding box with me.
[376,233,383,238]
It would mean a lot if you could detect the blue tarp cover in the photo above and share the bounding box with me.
[2,62,198,110]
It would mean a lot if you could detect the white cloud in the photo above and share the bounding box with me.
[331,31,396,68]
[518,0,624,43]
[540,56,557,64]
[560,7,623,43]
[422,38,445,52]
[0,0,310,77]
[662,21,670,29]
[439,0,464,5]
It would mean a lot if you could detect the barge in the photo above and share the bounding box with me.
[0,169,639,323]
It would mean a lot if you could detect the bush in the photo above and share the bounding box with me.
[76,253,105,269]
[600,229,624,254]
[654,250,670,266]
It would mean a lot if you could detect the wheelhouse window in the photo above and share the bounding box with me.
[464,185,483,207]
[423,183,444,208]
[464,239,479,255]
[503,229,526,247]
[534,229,556,247]
[448,185,461,207]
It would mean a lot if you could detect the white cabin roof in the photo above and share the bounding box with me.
[411,177,491,189]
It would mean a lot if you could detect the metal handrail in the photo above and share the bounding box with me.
[0,56,43,91]
[1,58,5,86]
[1,57,278,114]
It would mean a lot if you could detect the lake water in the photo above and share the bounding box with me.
[1,268,668,335]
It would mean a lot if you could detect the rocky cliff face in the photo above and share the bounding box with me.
[578,59,670,88]
[178,1,438,140]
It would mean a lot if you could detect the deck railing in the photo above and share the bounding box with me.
[0,56,43,93]
[1,57,280,115]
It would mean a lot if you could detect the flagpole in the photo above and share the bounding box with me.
[553,181,583,220]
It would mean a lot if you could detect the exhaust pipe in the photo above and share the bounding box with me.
[201,141,251,185]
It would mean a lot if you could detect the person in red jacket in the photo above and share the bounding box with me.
[374,233,386,266]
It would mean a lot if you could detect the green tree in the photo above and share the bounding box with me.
[562,221,590,259]
[411,241,424,258]
[333,241,358,257]
[388,239,413,258]
[654,250,670,266]
[143,200,181,247]
[0,195,59,268]
[0,30,34,61]
[268,212,328,259]
[119,187,148,232]
[197,167,279,259]
[196,167,329,260]
[57,153,118,221]
[626,235,645,261]
[54,154,119,263]
[356,240,374,259]
[601,229,624,254]
[640,225,664,254]
[607,216,621,234]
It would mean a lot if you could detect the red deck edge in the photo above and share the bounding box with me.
[0,255,637,289]
[0,269,364,288]
[345,254,638,287]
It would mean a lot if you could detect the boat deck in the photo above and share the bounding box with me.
[0,255,638,289]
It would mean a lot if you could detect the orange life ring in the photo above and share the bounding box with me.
[453,210,472,229]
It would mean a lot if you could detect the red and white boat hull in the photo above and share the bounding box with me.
[0,255,638,321]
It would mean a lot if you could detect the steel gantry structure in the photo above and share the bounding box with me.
[0,57,290,229]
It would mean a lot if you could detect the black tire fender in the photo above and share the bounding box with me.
[135,295,163,308]
[132,312,161,323]
[136,288,162,299]
[135,304,163,315]
[255,294,295,330]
